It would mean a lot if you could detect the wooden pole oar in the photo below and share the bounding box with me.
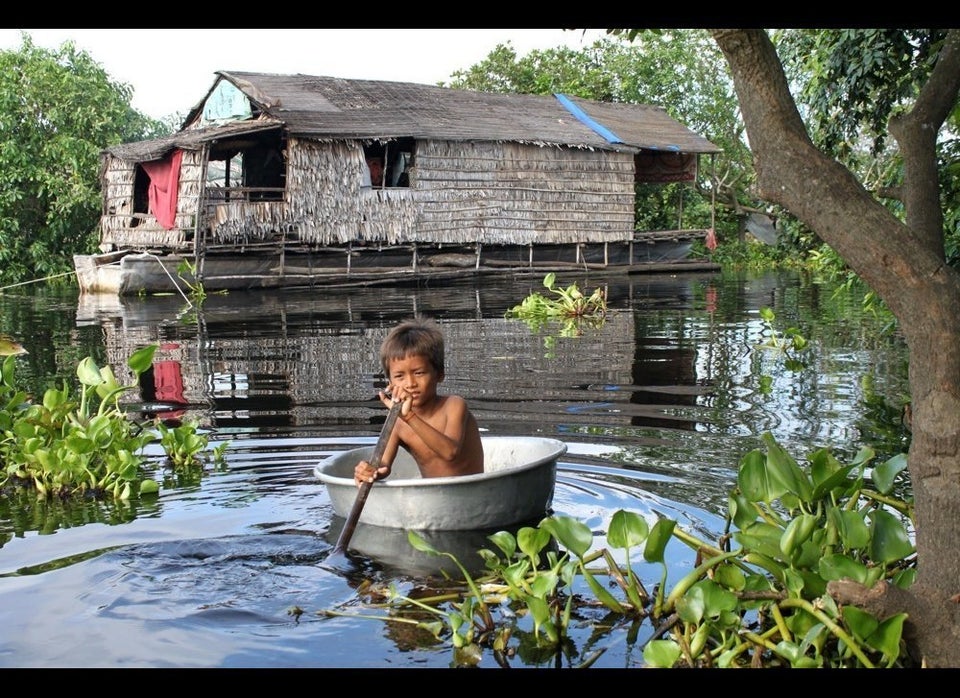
[331,399,403,555]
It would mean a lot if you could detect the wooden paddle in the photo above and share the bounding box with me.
[331,398,403,555]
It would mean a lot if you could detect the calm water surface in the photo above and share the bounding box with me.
[0,269,910,668]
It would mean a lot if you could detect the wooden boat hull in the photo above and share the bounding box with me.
[315,436,566,530]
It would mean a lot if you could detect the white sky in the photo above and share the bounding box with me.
[0,28,610,120]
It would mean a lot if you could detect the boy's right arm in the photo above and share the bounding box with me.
[353,410,404,487]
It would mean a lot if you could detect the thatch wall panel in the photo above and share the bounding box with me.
[279,139,419,247]
[285,138,356,245]
[208,202,292,244]
[411,140,635,245]
[101,136,639,253]
[100,156,136,245]
[100,150,204,249]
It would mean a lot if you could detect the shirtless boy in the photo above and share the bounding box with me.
[353,317,484,486]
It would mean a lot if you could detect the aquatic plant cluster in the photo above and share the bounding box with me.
[321,433,915,668]
[0,346,222,500]
[505,273,607,338]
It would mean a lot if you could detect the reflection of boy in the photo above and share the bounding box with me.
[354,317,484,486]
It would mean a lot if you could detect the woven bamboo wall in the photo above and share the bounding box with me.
[413,141,636,245]
[99,137,637,253]
[99,150,203,250]
[284,139,419,246]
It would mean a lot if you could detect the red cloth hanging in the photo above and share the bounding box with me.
[705,227,718,251]
[140,149,184,230]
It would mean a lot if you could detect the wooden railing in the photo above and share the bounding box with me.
[204,186,285,203]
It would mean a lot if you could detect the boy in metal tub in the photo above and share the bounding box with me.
[354,317,484,486]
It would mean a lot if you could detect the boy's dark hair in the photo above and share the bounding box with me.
[380,317,444,377]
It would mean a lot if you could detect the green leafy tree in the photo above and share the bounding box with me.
[701,27,960,668]
[0,32,167,286]
[773,29,960,269]
[777,29,950,160]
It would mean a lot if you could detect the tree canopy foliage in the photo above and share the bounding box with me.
[775,29,960,267]
[0,32,166,287]
[776,29,953,158]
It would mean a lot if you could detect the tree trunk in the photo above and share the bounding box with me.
[710,28,960,668]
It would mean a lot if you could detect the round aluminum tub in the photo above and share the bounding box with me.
[316,436,566,530]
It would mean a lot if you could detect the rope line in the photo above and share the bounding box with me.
[0,270,78,292]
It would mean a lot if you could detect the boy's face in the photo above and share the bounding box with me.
[386,353,442,407]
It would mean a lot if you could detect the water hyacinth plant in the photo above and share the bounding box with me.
[505,273,608,355]
[0,345,219,500]
[319,432,915,668]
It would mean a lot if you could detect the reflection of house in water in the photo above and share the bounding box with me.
[77,275,711,435]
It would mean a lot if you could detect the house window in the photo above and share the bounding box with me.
[243,144,285,200]
[207,153,243,189]
[363,138,414,189]
[206,129,287,202]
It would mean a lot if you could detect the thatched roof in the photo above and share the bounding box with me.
[107,71,721,162]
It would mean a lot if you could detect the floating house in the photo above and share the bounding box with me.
[75,72,722,295]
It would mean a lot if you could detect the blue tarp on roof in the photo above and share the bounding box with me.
[554,93,623,144]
